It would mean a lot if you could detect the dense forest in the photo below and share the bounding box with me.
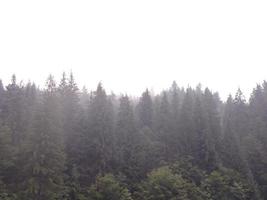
[0,72,267,200]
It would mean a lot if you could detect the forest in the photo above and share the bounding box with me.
[0,72,267,200]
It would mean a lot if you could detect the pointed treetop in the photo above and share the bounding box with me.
[95,82,106,98]
[234,88,246,104]
[226,94,233,103]
[262,80,267,89]
[69,71,74,83]
[139,88,153,128]
[142,88,150,97]
[46,74,57,93]
[97,82,103,91]
[11,74,16,85]
[249,84,264,105]
[204,87,212,95]
[32,82,37,90]
[59,72,67,90]
[69,71,78,91]
[251,84,262,96]
[171,81,178,91]
[204,88,215,101]
[140,89,152,103]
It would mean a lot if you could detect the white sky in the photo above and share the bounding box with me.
[0,1,267,100]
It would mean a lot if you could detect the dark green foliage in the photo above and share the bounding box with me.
[178,88,196,156]
[170,157,206,186]
[135,166,207,200]
[0,122,17,200]
[79,83,115,186]
[115,96,137,177]
[5,74,26,145]
[138,89,153,128]
[58,72,83,199]
[21,75,65,200]
[203,168,254,200]
[88,174,133,200]
[0,74,267,199]
[155,92,172,160]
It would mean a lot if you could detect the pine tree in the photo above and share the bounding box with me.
[58,72,82,199]
[179,88,195,156]
[80,83,115,185]
[248,84,267,199]
[0,120,15,199]
[222,90,262,199]
[202,88,221,170]
[58,72,80,166]
[5,75,26,145]
[115,95,136,173]
[136,166,207,200]
[0,74,267,199]
[22,75,65,200]
[168,82,183,159]
[138,89,153,129]
[88,174,133,200]
[221,95,245,172]
[193,92,209,169]
[0,80,5,120]
[156,92,172,161]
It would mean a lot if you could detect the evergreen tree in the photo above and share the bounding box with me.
[58,72,82,199]
[115,95,136,176]
[156,92,172,161]
[248,84,267,199]
[179,88,195,156]
[22,75,65,200]
[204,168,254,200]
[0,74,267,199]
[0,120,16,199]
[80,83,115,185]
[221,95,244,172]
[88,174,133,200]
[5,75,26,145]
[193,93,210,169]
[135,166,207,200]
[138,89,153,129]
[222,90,261,199]
[168,81,183,159]
[0,80,5,120]
[201,88,221,171]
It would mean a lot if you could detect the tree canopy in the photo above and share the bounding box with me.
[0,73,266,199]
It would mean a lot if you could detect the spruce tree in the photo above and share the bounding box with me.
[58,72,82,199]
[156,92,172,161]
[179,88,195,156]
[0,120,15,199]
[138,89,153,129]
[115,95,136,174]
[22,75,65,200]
[5,75,25,145]
[168,82,183,159]
[81,83,115,184]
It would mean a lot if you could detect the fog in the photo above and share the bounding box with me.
[1,0,267,99]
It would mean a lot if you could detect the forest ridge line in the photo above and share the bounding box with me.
[0,73,266,200]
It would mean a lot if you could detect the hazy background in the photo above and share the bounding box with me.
[0,0,267,99]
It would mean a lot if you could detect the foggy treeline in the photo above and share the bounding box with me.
[1,72,267,200]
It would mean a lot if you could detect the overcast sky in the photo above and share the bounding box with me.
[0,1,267,100]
